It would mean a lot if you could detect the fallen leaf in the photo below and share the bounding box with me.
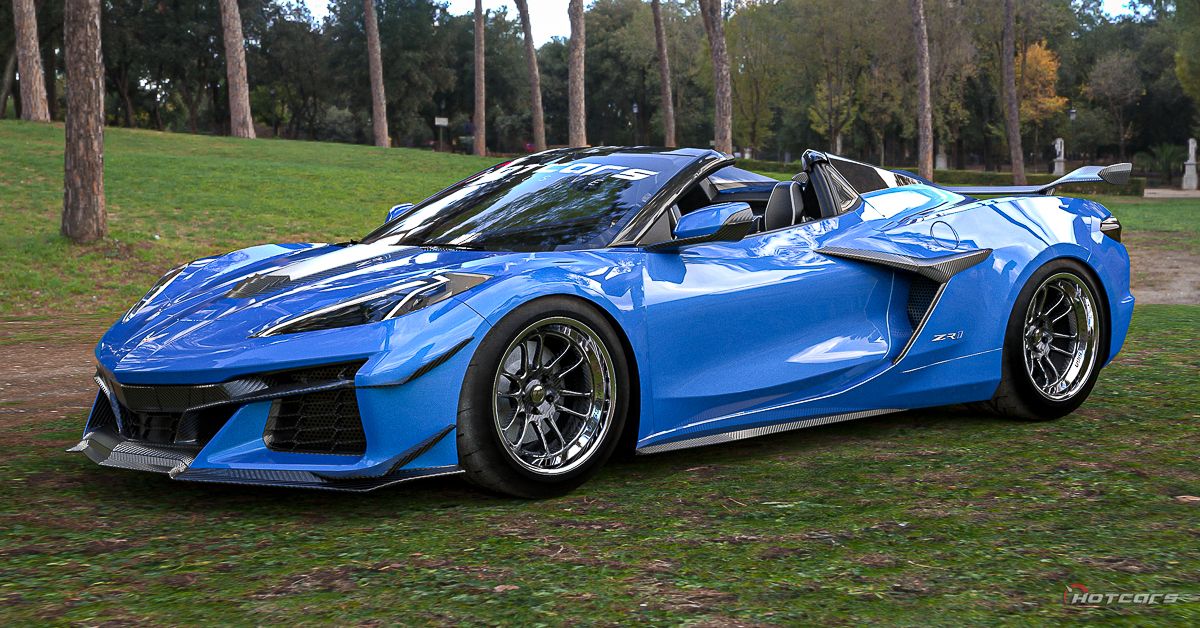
[1173,495,1199,504]
[493,584,520,593]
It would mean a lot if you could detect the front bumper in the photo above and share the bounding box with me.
[76,296,490,490]
[69,426,460,492]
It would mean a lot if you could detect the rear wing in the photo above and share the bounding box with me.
[937,163,1132,196]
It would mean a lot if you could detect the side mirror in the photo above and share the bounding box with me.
[647,202,756,251]
[386,203,414,223]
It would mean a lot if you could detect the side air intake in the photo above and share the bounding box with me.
[817,246,992,364]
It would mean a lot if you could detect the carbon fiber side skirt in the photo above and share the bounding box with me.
[635,408,901,455]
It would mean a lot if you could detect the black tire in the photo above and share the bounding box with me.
[456,296,630,498]
[987,259,1107,421]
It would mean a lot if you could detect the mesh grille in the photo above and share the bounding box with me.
[264,388,366,455]
[264,362,362,387]
[907,276,941,328]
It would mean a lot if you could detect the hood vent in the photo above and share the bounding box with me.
[227,274,290,298]
[226,253,397,299]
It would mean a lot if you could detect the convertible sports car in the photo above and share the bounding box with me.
[71,147,1134,497]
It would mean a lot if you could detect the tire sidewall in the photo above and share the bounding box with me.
[1003,258,1107,418]
[457,296,630,497]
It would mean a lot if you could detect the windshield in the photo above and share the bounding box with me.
[362,151,693,251]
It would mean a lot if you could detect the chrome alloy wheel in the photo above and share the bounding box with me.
[492,317,617,475]
[1022,272,1100,402]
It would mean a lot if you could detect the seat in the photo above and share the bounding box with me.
[762,181,805,231]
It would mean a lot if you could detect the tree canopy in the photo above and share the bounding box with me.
[1,0,1193,168]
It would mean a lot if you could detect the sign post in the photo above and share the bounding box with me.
[434,116,449,152]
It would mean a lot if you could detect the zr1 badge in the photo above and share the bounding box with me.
[932,331,964,342]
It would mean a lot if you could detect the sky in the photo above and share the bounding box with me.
[304,0,570,45]
[302,0,1134,46]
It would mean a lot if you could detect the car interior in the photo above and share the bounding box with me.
[667,165,850,236]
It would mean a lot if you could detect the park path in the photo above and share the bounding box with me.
[1143,189,1200,199]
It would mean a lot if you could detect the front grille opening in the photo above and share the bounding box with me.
[263,388,367,456]
[116,403,237,450]
[263,361,364,387]
[906,276,941,328]
[86,393,118,432]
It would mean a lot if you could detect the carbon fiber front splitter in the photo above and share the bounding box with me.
[68,428,462,492]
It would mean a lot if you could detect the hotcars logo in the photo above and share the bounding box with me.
[1062,583,1198,606]
[480,161,660,183]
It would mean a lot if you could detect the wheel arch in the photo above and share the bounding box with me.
[502,293,643,457]
[1010,253,1114,366]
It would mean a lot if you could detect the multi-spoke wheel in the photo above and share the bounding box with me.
[492,318,616,475]
[988,261,1107,420]
[457,297,629,497]
[1021,273,1100,401]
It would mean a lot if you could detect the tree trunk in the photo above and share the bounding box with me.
[118,73,135,127]
[44,36,57,119]
[218,0,255,138]
[698,0,732,154]
[514,0,546,152]
[1001,0,1026,184]
[12,0,50,121]
[62,0,106,244]
[1117,113,1127,161]
[0,47,16,119]
[473,0,487,155]
[567,0,586,147]
[651,0,676,147]
[910,0,933,180]
[364,0,389,147]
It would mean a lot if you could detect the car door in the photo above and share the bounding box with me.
[638,169,903,446]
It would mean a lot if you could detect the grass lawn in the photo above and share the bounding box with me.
[4,120,1197,318]
[0,306,1196,624]
[0,121,500,318]
[1,120,1197,624]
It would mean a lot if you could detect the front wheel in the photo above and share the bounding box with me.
[988,260,1107,420]
[456,297,629,498]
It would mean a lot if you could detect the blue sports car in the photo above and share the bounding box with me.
[71,147,1134,497]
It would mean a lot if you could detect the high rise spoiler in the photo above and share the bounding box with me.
[930,163,1133,196]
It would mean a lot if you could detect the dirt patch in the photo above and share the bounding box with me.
[1124,231,1200,305]
[253,566,361,598]
[0,318,107,433]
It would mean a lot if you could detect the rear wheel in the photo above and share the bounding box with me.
[457,297,629,497]
[988,260,1106,420]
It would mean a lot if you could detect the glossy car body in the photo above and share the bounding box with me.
[72,147,1133,490]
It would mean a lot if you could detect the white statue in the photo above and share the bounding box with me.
[1184,138,1198,191]
[1053,138,1066,176]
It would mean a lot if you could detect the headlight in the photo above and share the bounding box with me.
[122,263,188,322]
[253,272,490,337]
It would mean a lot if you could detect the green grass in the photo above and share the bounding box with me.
[6,120,1195,319]
[1,120,1198,624]
[0,306,1196,624]
[1090,196,1200,250]
[0,121,500,317]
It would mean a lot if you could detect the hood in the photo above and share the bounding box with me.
[99,242,508,371]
